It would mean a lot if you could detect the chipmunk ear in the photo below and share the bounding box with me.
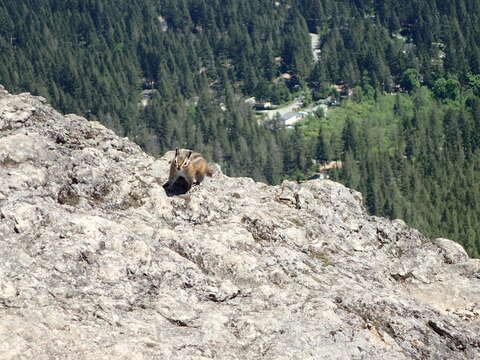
[175,148,179,157]
[187,151,192,158]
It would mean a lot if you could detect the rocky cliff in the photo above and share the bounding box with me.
[0,86,479,359]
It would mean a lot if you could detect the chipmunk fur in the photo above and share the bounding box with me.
[168,149,213,190]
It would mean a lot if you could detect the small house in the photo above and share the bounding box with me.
[245,97,256,107]
[317,161,343,179]
[255,102,272,110]
[139,89,156,107]
[282,112,302,126]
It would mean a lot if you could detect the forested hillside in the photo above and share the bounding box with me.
[301,0,480,91]
[0,0,480,255]
[299,85,480,257]
[0,0,314,182]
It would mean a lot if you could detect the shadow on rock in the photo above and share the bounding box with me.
[163,177,191,196]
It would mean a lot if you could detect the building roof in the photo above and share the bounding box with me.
[319,161,343,171]
[281,112,299,121]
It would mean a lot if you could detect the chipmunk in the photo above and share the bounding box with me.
[167,148,213,190]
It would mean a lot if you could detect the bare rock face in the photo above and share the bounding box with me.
[0,86,479,359]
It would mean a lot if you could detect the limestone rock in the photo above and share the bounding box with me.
[0,87,479,359]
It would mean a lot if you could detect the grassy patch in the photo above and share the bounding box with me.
[290,218,305,227]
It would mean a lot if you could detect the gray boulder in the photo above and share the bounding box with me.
[0,87,479,359]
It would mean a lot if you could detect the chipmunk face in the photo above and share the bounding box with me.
[174,149,192,170]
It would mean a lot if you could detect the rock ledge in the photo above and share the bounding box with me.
[0,87,479,359]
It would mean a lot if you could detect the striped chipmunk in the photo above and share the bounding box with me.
[167,148,213,190]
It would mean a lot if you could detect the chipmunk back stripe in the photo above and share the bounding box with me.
[190,156,204,164]
[189,153,203,161]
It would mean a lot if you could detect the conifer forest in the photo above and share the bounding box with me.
[1,0,480,256]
